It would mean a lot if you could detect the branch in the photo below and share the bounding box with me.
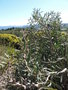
[23,54,31,72]
[43,57,65,64]
[10,83,26,90]
[57,68,67,75]
[37,68,68,87]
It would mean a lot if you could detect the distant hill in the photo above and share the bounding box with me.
[62,23,68,28]
[61,23,68,30]
[0,23,68,30]
[0,25,29,30]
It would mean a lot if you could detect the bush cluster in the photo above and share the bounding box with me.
[0,34,21,49]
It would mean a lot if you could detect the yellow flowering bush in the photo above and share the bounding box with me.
[0,34,21,49]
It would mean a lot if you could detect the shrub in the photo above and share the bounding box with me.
[0,34,21,49]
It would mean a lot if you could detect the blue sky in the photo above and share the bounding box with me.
[0,0,68,26]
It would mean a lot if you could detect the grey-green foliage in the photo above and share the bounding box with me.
[9,9,68,90]
[28,9,68,90]
[29,8,61,31]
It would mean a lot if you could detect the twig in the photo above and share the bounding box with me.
[43,57,65,64]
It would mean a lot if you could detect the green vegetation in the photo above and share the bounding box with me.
[0,9,68,90]
[0,27,26,37]
[0,34,21,49]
